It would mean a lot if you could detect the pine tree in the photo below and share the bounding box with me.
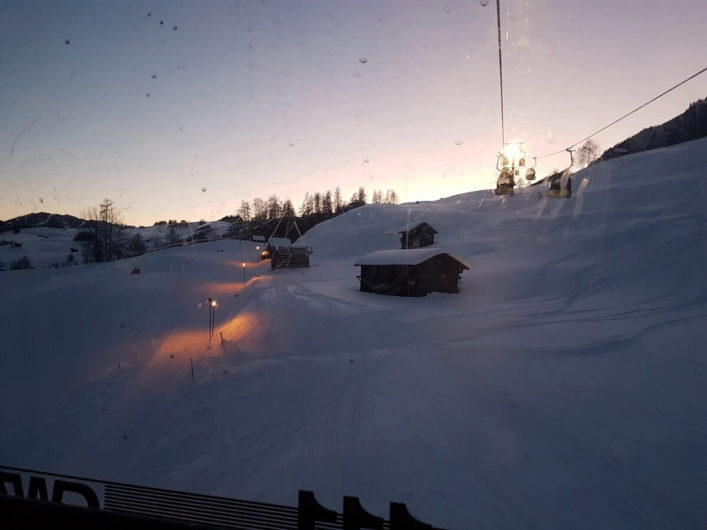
[333,186,343,213]
[322,190,333,216]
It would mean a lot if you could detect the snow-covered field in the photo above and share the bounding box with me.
[2,138,706,528]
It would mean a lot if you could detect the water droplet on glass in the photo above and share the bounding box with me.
[64,38,71,45]
[146,93,151,98]
[38,197,44,204]
[363,158,370,164]
[480,0,489,6]
[201,186,207,192]
[160,20,164,25]
[288,141,295,147]
[358,57,368,64]
[454,139,463,146]
[147,11,151,17]
[151,74,157,79]
[173,25,178,31]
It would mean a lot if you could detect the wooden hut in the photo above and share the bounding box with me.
[271,246,311,270]
[354,248,469,297]
[399,222,437,249]
[259,238,293,260]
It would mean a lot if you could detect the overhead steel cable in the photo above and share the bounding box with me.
[496,0,505,147]
[536,65,707,159]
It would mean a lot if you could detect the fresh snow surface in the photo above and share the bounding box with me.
[2,138,707,529]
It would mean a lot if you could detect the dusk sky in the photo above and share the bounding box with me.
[2,0,706,226]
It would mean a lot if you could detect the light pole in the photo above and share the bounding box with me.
[207,297,217,341]
[242,262,246,285]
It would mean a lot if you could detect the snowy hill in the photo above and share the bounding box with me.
[0,220,235,270]
[1,138,706,528]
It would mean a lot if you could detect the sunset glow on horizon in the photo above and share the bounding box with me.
[1,0,705,226]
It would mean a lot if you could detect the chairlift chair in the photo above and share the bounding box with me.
[494,165,515,196]
[494,142,528,195]
[525,156,537,181]
[546,149,573,198]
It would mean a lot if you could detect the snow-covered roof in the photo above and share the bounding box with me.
[268,237,291,247]
[354,248,469,269]
[397,221,437,234]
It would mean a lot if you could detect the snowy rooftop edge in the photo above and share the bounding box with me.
[354,248,470,268]
[397,221,437,233]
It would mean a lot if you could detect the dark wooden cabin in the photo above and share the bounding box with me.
[354,249,469,297]
[399,222,437,249]
[271,246,311,270]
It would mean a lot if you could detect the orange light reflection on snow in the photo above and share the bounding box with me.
[226,260,263,269]
[218,311,260,346]
[154,329,213,361]
[152,311,261,362]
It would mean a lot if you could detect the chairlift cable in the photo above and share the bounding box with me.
[536,65,707,159]
[496,0,505,147]
[268,213,285,242]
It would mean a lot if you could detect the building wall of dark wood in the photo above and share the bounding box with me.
[359,255,463,297]
[400,232,435,249]
[399,224,436,249]
[415,254,463,294]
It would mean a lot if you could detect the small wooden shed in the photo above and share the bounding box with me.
[399,222,437,249]
[271,246,311,270]
[354,248,469,297]
[259,237,293,260]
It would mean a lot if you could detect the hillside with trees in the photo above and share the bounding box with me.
[599,97,707,162]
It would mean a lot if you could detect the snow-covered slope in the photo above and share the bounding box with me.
[1,138,706,529]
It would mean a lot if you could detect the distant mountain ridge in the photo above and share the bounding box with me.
[599,97,707,161]
[0,212,91,232]
[529,97,706,188]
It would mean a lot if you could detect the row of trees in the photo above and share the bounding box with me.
[234,186,399,223]
[228,186,399,241]
[77,186,398,263]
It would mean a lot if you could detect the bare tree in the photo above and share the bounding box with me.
[237,200,251,222]
[81,198,124,262]
[577,139,600,169]
[252,197,267,221]
[266,194,281,221]
[384,189,399,204]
